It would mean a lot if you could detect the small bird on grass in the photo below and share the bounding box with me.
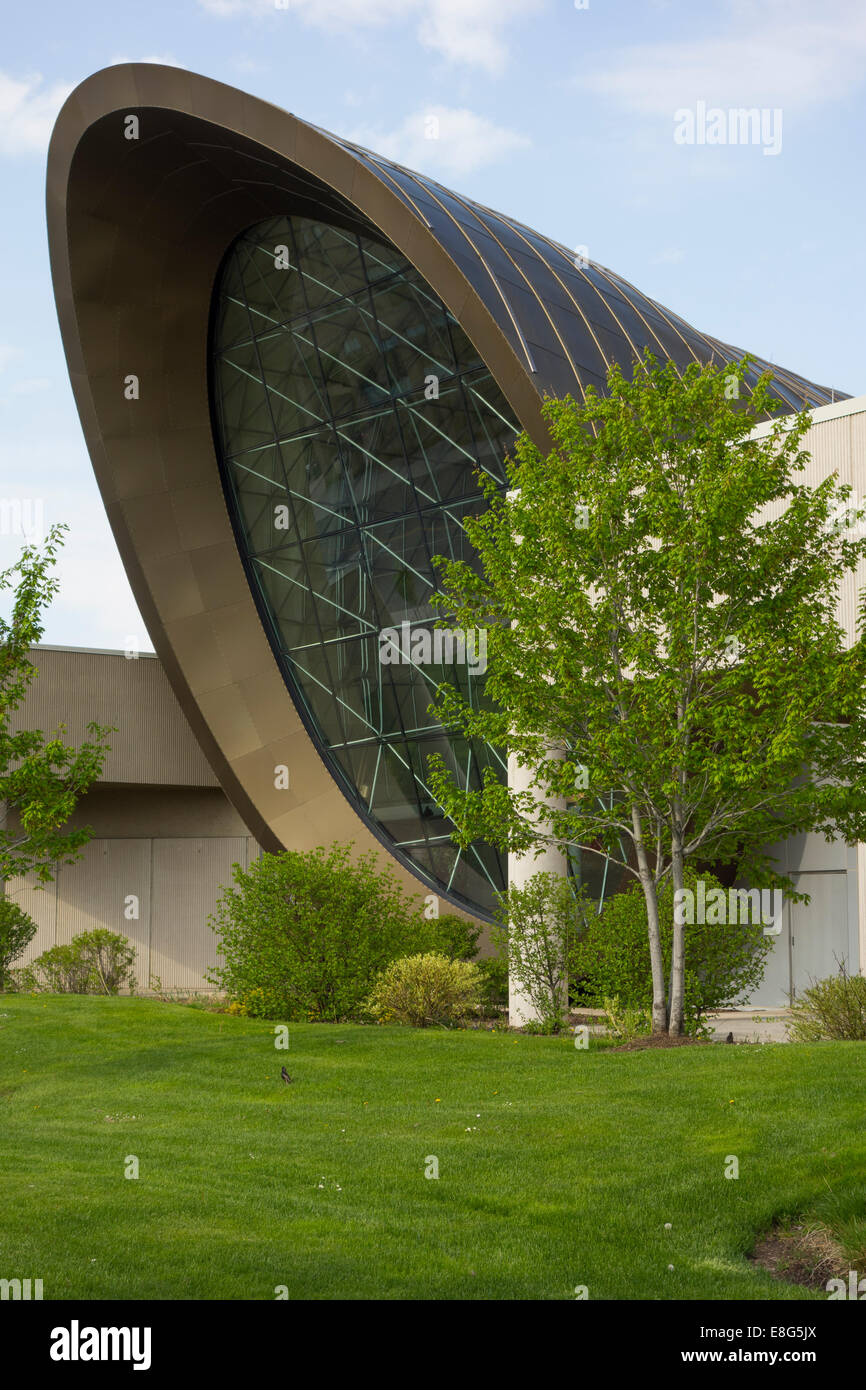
[281,1066,293,1084]
[725,1031,734,1044]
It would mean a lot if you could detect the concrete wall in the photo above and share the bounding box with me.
[5,647,260,992]
[10,822,258,993]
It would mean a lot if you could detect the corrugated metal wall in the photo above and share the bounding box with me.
[10,834,260,992]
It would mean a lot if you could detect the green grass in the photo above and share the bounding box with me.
[0,995,864,1300]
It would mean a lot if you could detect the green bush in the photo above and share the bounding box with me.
[602,995,653,1044]
[365,953,483,1027]
[428,913,482,961]
[207,844,434,1021]
[572,872,772,1032]
[17,929,136,995]
[493,872,591,1032]
[0,897,37,990]
[476,952,508,1015]
[786,966,866,1041]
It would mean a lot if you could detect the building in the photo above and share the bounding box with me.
[35,63,862,1005]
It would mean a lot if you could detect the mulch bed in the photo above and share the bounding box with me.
[749,1221,847,1291]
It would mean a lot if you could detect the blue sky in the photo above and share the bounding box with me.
[2,0,865,649]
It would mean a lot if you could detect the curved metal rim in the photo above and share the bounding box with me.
[46,63,549,920]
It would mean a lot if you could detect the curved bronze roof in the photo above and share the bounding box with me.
[46,64,845,911]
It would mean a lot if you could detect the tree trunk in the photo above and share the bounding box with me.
[631,806,667,1033]
[668,835,686,1036]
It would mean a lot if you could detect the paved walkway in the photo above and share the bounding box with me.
[570,1007,792,1042]
[705,1008,790,1043]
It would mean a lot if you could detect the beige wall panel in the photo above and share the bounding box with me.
[752,404,866,646]
[54,839,152,989]
[149,837,247,990]
[18,647,219,788]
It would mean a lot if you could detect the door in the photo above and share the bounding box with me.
[789,870,850,997]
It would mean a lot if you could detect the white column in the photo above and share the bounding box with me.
[507,746,568,1025]
[857,843,866,978]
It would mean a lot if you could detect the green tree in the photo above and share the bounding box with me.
[0,898,37,989]
[428,354,866,1035]
[1,525,112,882]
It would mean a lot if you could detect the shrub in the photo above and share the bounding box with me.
[476,952,508,1015]
[0,898,37,989]
[572,871,772,1032]
[602,995,652,1044]
[493,872,591,1032]
[365,953,483,1027]
[207,844,434,1022]
[19,929,136,995]
[786,966,866,1042]
[78,928,137,993]
[428,913,482,961]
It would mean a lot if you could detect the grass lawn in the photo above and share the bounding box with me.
[1,994,864,1300]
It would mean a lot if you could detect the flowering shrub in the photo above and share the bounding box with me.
[365,953,483,1027]
[786,967,866,1041]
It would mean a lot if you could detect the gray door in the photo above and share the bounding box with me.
[790,871,850,997]
[748,909,791,1007]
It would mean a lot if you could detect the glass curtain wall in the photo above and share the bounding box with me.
[210,212,520,913]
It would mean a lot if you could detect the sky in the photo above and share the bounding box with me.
[2,0,865,651]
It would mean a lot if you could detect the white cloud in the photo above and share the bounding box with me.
[578,0,866,115]
[0,344,20,372]
[0,72,74,157]
[107,54,181,67]
[197,0,544,75]
[345,105,530,175]
[651,248,685,265]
